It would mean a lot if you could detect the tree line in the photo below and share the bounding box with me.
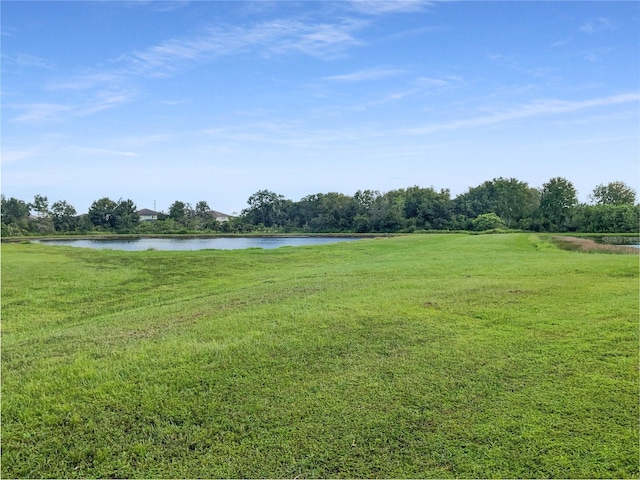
[1,177,638,237]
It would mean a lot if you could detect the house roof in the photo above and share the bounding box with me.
[207,210,231,218]
[137,209,160,216]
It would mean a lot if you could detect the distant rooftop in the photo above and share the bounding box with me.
[137,209,160,216]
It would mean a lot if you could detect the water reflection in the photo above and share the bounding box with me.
[35,237,361,251]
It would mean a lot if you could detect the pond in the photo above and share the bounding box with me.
[34,236,362,251]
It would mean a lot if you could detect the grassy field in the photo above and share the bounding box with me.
[1,234,638,478]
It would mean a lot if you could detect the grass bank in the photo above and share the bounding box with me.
[2,234,638,478]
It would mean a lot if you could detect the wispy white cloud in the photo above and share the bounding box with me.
[10,103,74,123]
[0,147,44,165]
[580,17,614,34]
[487,53,558,80]
[9,89,133,123]
[48,73,125,91]
[413,75,462,89]
[7,15,366,124]
[347,0,433,15]
[349,74,464,108]
[405,93,640,135]
[78,91,133,115]
[119,0,191,12]
[583,47,614,63]
[324,67,406,82]
[551,37,573,48]
[160,99,190,106]
[552,109,638,126]
[120,18,365,75]
[117,133,177,148]
[148,0,190,13]
[66,146,138,157]
[3,52,55,70]
[268,19,365,58]
[199,120,385,150]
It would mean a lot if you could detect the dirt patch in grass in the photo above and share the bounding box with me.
[552,236,640,254]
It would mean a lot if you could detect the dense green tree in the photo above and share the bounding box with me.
[168,200,187,222]
[242,190,285,228]
[30,194,49,218]
[295,194,321,229]
[88,197,138,231]
[370,190,406,232]
[195,201,210,218]
[538,177,578,231]
[571,204,639,233]
[454,178,538,228]
[27,194,55,233]
[193,201,217,230]
[308,193,355,232]
[403,186,452,230]
[88,197,118,229]
[51,200,78,232]
[113,199,140,232]
[353,190,380,214]
[589,181,637,206]
[168,200,195,227]
[1,195,31,235]
[1,196,30,225]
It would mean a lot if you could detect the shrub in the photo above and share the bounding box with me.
[472,213,506,231]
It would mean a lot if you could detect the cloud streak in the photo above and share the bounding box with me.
[346,0,433,15]
[67,146,138,157]
[10,103,74,123]
[0,147,44,165]
[3,52,55,70]
[9,14,369,123]
[405,93,640,135]
[9,88,134,123]
[324,67,406,82]
[580,17,614,34]
[121,18,365,75]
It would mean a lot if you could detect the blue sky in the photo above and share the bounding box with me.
[2,1,638,214]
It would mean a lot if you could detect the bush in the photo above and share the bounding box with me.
[472,213,506,231]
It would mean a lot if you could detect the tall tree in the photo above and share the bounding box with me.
[589,181,637,206]
[87,198,138,231]
[168,200,193,226]
[403,186,452,230]
[114,199,139,232]
[370,190,406,232]
[453,178,538,228]
[307,192,355,232]
[88,197,118,229]
[50,200,77,232]
[30,194,49,218]
[1,195,31,235]
[538,177,578,230]
[353,190,380,214]
[195,201,210,218]
[242,190,285,228]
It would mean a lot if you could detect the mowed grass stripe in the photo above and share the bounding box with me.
[2,234,638,478]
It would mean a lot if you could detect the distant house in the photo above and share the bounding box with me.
[208,210,232,222]
[137,209,160,222]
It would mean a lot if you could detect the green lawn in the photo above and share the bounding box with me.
[2,234,638,478]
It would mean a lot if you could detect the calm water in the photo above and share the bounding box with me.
[35,237,361,251]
